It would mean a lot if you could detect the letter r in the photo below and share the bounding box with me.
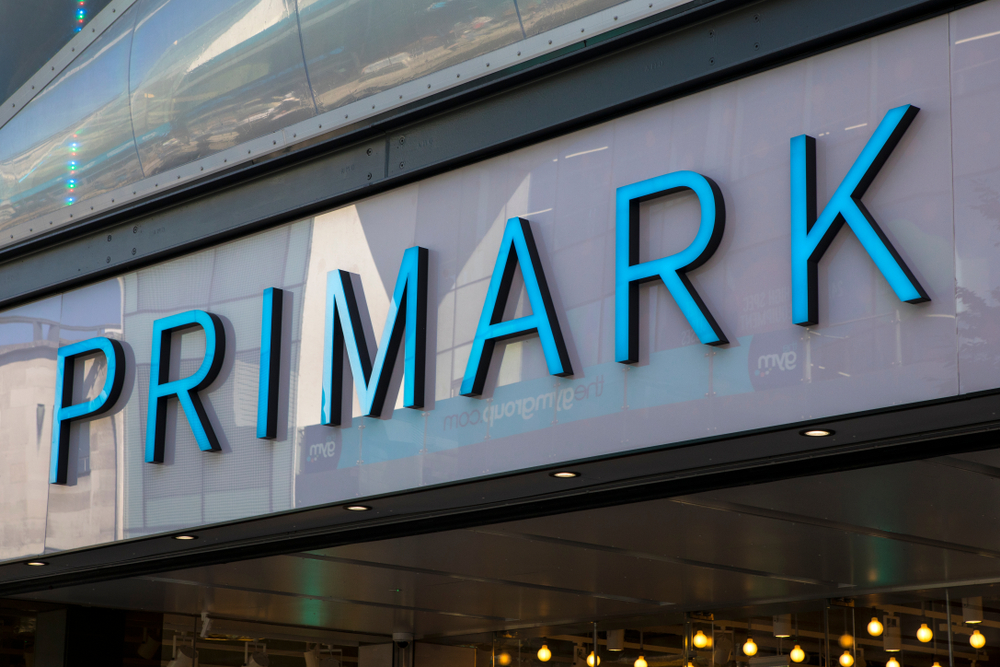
[51,337,125,484]
[615,170,727,364]
[791,104,929,326]
[145,310,226,463]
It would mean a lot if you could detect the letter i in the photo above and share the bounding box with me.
[257,287,284,439]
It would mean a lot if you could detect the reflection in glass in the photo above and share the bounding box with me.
[0,8,141,235]
[298,0,524,113]
[129,0,316,176]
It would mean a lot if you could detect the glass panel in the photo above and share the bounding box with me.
[518,0,628,37]
[298,0,524,113]
[0,8,141,236]
[128,0,316,177]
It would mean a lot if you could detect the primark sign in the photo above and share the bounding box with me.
[48,105,928,485]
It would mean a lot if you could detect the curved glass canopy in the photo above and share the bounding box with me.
[0,0,628,238]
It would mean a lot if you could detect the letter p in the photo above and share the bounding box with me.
[51,337,126,484]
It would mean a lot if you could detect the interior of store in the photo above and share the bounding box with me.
[0,446,998,666]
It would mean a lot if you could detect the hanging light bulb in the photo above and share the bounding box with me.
[498,653,513,666]
[587,652,601,667]
[693,631,709,649]
[537,645,552,662]
[839,651,855,667]
[743,638,758,657]
[867,616,884,637]
[917,623,933,643]
[687,661,696,667]
[971,630,986,649]
[839,633,853,649]
[790,646,806,663]
[932,662,942,667]
[634,657,647,667]
[886,657,900,667]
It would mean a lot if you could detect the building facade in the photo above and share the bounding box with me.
[1,0,1000,665]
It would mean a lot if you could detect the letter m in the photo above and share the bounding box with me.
[322,246,428,426]
[791,104,929,326]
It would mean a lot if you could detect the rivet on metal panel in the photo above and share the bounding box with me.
[754,13,760,21]
[754,42,760,50]
[709,29,715,37]
[106,256,110,263]
[399,161,404,169]
[132,248,136,255]
[517,51,521,56]
[200,167,203,171]
[107,235,111,241]
[367,173,372,180]
[548,40,552,44]
[398,136,405,145]
[132,226,137,233]
[345,114,348,118]
[273,140,277,145]
[709,57,715,65]
[366,148,372,156]
[427,84,431,88]
[613,16,617,20]
[319,124,323,128]
[486,62,490,67]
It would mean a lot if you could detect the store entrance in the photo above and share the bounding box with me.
[4,447,1000,666]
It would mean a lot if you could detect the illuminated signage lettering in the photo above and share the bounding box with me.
[321,245,428,426]
[51,337,125,484]
[790,104,929,326]
[145,310,226,463]
[461,217,572,397]
[49,108,931,481]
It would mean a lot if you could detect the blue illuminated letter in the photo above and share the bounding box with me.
[145,310,226,463]
[322,246,428,426]
[257,287,283,439]
[615,170,727,364]
[791,104,929,326]
[51,337,125,484]
[461,217,572,396]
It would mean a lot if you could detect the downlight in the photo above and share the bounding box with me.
[173,535,197,540]
[25,561,47,567]
[790,646,806,663]
[964,597,984,625]
[344,505,371,512]
[550,471,580,478]
[800,428,834,437]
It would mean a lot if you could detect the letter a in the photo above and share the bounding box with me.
[461,217,572,396]
[791,104,929,326]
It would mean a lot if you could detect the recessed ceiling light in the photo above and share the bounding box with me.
[550,471,580,478]
[25,561,47,567]
[801,428,834,437]
[345,504,372,511]
[173,535,198,540]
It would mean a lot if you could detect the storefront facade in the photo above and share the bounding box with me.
[2,0,1000,664]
